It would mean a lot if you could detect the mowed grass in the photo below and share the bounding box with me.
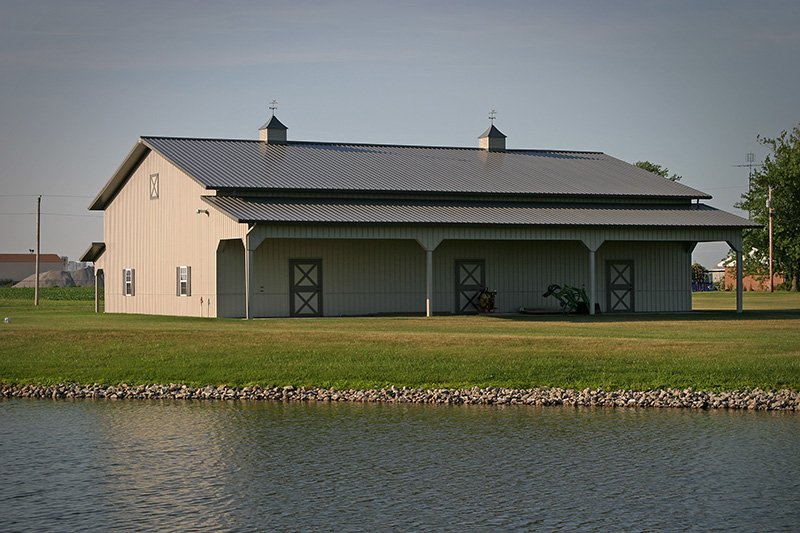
[1,292,798,392]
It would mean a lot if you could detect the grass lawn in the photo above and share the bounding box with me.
[1,291,798,392]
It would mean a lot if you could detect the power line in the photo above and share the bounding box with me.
[0,194,95,199]
[697,185,748,191]
[0,212,102,218]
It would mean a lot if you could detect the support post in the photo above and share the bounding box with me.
[426,249,433,317]
[245,245,254,320]
[768,186,774,292]
[94,269,100,313]
[736,250,743,313]
[35,195,41,306]
[588,249,596,315]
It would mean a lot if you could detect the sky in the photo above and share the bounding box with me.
[1,0,799,268]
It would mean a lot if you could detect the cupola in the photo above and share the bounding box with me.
[478,110,506,151]
[259,115,288,145]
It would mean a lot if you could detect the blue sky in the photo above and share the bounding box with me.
[1,0,798,267]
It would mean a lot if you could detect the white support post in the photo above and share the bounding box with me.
[589,250,596,315]
[736,250,743,313]
[245,235,254,320]
[94,269,100,314]
[426,249,433,317]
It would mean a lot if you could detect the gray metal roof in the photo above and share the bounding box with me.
[140,137,711,199]
[259,116,287,131]
[204,196,758,228]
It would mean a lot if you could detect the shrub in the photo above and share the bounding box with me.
[0,287,102,301]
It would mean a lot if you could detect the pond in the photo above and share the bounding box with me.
[1,399,798,531]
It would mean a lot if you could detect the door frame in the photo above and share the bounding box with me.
[455,259,485,314]
[606,260,634,313]
[290,259,323,317]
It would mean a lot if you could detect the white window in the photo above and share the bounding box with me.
[177,266,191,296]
[123,268,135,296]
[150,173,159,199]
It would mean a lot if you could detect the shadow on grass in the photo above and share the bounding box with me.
[481,308,800,324]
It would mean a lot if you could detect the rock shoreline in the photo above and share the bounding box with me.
[1,383,799,410]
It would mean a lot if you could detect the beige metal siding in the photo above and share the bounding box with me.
[242,224,735,316]
[247,238,593,316]
[102,151,245,317]
[596,241,691,312]
[216,239,246,317]
[249,238,426,317]
[433,240,588,313]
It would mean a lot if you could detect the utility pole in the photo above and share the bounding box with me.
[768,186,774,292]
[732,153,758,219]
[35,195,41,306]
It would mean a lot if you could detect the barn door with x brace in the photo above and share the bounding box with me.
[455,260,485,314]
[606,260,634,313]
[290,259,322,317]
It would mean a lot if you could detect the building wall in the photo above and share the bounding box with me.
[234,237,692,317]
[246,238,426,317]
[0,260,64,283]
[216,239,246,318]
[596,241,692,312]
[102,151,245,317]
[723,268,784,291]
[433,239,588,313]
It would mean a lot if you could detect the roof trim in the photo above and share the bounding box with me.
[89,141,150,210]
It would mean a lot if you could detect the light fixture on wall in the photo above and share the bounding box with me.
[196,208,209,216]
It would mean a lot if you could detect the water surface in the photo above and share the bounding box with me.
[1,399,798,531]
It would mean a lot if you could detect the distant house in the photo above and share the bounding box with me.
[717,257,784,291]
[0,254,64,284]
[82,115,758,318]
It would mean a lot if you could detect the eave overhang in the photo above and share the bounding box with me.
[88,141,151,210]
[80,242,106,262]
[203,196,760,230]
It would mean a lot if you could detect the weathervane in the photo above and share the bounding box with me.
[489,109,497,124]
[269,99,278,116]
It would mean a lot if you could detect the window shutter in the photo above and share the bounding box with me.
[130,269,135,296]
[176,267,181,296]
[186,266,191,296]
[123,269,126,295]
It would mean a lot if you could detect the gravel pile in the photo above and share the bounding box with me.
[2,383,798,410]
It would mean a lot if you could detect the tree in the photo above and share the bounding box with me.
[735,123,800,291]
[691,262,707,291]
[635,161,682,181]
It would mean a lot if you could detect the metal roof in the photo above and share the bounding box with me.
[260,116,287,131]
[0,253,64,263]
[204,196,758,228]
[479,125,506,139]
[139,137,711,199]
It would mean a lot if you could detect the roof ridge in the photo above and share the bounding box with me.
[140,135,601,154]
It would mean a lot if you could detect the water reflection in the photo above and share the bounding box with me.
[1,400,798,531]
